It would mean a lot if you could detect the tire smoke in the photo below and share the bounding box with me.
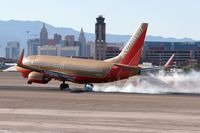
[93,70,200,94]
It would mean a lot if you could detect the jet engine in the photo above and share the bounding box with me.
[27,72,51,84]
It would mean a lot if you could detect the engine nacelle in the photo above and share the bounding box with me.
[27,72,51,84]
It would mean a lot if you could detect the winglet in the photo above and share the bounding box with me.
[17,49,24,66]
[164,54,175,68]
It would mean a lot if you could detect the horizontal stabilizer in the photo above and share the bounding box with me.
[114,63,140,71]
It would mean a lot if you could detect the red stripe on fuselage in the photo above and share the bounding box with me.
[16,66,32,78]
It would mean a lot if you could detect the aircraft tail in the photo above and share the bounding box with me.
[164,54,175,68]
[105,23,148,66]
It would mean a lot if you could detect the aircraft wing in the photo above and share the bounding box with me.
[17,49,75,82]
[42,69,75,82]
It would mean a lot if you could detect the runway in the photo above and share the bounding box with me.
[0,72,200,132]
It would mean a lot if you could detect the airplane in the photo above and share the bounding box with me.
[164,53,175,69]
[140,53,175,74]
[16,23,148,91]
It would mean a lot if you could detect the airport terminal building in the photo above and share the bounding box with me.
[142,41,200,66]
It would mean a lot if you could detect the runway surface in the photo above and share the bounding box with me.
[0,72,200,132]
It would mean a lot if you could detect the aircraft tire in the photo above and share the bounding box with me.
[84,83,93,92]
[60,83,69,90]
[27,80,32,84]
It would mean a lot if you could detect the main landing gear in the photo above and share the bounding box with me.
[27,80,32,84]
[84,83,93,92]
[60,81,69,91]
[59,81,93,92]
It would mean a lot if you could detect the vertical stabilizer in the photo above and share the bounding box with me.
[17,49,24,66]
[164,54,175,68]
[105,23,148,66]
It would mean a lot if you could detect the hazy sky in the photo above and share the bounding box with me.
[0,0,200,39]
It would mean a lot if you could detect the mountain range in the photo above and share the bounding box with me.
[0,20,197,57]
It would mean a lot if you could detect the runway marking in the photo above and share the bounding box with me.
[0,108,199,132]
[0,108,199,120]
[0,121,139,132]
[0,99,21,102]
[0,120,199,133]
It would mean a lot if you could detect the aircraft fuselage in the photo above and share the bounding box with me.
[17,55,140,84]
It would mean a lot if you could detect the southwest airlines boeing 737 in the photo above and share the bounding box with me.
[16,23,171,91]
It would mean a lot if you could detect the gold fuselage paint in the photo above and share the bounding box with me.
[23,55,114,78]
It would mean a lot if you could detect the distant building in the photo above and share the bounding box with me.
[108,42,124,50]
[38,45,57,56]
[27,38,40,56]
[0,57,17,63]
[65,35,75,46]
[40,23,48,46]
[47,39,55,46]
[143,41,200,66]
[78,28,90,57]
[106,43,124,59]
[5,41,20,59]
[74,41,80,47]
[95,15,106,60]
[38,45,79,57]
[105,46,121,60]
[58,40,66,47]
[54,33,62,44]
[87,41,95,57]
[58,46,79,57]
[105,43,124,59]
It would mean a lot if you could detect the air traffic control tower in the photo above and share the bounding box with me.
[95,15,106,60]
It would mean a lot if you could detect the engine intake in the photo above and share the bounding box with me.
[28,72,51,84]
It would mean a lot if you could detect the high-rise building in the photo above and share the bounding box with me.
[78,28,90,57]
[87,41,95,57]
[95,15,106,60]
[65,35,74,46]
[5,41,20,59]
[27,38,40,56]
[40,23,48,46]
[54,33,62,44]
